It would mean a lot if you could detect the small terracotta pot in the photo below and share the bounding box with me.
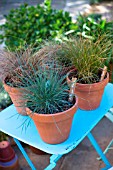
[0,141,15,163]
[3,79,27,116]
[0,158,20,170]
[67,69,109,110]
[26,99,78,144]
[0,141,20,170]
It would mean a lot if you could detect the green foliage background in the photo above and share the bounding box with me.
[0,0,77,51]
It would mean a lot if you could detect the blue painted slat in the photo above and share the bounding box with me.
[0,83,113,155]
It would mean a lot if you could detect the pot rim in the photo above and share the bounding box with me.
[26,96,78,118]
[67,68,109,86]
[3,77,25,90]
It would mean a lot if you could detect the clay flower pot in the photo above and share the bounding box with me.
[26,99,78,144]
[0,141,15,162]
[3,79,27,116]
[0,141,20,170]
[67,69,109,110]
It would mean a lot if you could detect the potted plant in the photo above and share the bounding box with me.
[0,47,41,115]
[36,41,74,76]
[64,35,112,110]
[19,66,78,144]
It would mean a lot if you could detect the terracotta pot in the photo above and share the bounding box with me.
[0,155,20,170]
[67,69,109,110]
[3,79,27,116]
[109,62,113,83]
[26,99,78,144]
[0,141,15,162]
[0,141,20,170]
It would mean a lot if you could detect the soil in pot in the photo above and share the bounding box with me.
[67,69,109,110]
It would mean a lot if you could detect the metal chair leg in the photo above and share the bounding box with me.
[14,138,36,170]
[87,132,111,170]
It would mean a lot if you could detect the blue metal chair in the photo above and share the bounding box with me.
[0,83,113,170]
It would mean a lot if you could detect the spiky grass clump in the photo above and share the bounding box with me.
[36,41,72,68]
[0,46,41,86]
[61,35,113,83]
[21,67,73,114]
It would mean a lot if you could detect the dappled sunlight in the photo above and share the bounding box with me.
[13,3,22,7]
[96,5,110,13]
[84,1,113,21]
[0,18,6,25]
[67,0,89,7]
[64,0,113,21]
[86,3,113,14]
[64,0,90,20]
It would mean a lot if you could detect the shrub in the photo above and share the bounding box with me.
[0,0,77,51]
[76,13,113,41]
[0,82,12,110]
[0,90,12,110]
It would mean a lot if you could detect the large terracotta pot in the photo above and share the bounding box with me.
[67,69,109,110]
[3,79,27,116]
[26,99,78,144]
